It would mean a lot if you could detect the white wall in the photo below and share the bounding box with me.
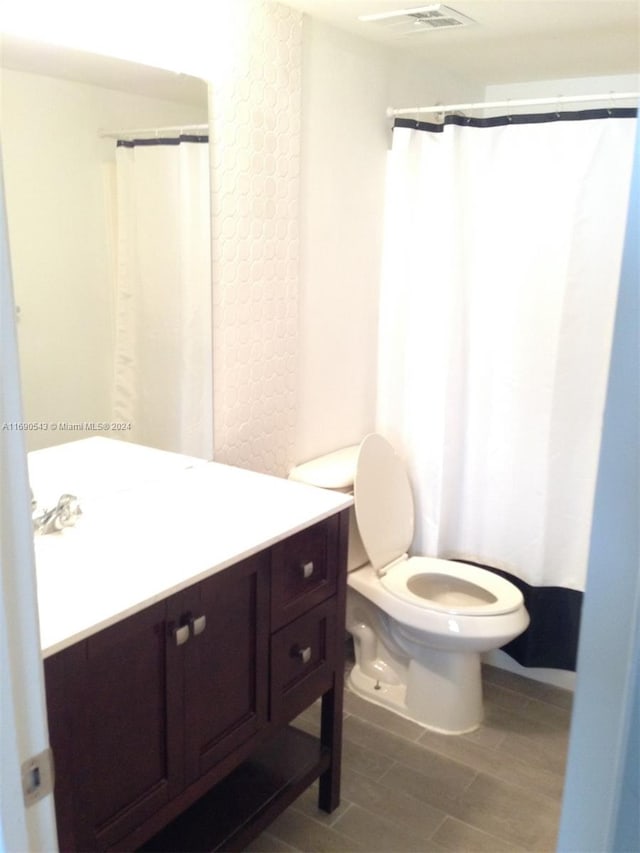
[296,20,390,464]
[387,51,484,113]
[295,18,483,466]
[209,0,302,477]
[485,73,640,112]
[1,68,206,451]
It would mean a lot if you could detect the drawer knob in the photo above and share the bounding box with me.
[301,561,315,579]
[173,624,190,646]
[295,646,312,664]
[190,614,207,636]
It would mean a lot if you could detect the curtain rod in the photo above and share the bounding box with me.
[387,91,640,118]
[99,122,208,139]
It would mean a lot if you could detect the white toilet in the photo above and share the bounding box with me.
[289,433,529,734]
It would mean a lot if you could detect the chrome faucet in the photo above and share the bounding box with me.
[32,494,82,535]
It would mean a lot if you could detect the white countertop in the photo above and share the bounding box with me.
[28,436,208,507]
[30,439,352,658]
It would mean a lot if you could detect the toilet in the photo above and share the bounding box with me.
[289,433,529,734]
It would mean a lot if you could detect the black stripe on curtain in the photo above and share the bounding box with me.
[395,107,638,134]
[116,134,209,148]
[460,561,583,671]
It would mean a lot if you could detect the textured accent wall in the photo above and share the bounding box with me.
[209,0,302,476]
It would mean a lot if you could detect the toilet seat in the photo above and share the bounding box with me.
[354,434,523,617]
[380,556,524,616]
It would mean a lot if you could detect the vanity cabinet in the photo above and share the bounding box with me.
[44,511,348,852]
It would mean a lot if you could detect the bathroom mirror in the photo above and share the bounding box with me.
[0,34,213,458]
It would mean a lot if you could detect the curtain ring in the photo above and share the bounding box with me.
[607,91,615,116]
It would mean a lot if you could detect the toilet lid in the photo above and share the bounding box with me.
[354,434,414,572]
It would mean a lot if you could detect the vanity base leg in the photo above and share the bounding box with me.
[318,679,344,812]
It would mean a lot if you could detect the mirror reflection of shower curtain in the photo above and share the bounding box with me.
[112,136,213,459]
[377,110,637,668]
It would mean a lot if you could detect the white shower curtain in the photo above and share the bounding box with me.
[112,136,213,459]
[377,111,636,599]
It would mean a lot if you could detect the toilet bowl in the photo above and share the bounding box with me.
[289,434,529,735]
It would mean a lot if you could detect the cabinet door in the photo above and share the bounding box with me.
[183,553,269,784]
[45,596,185,851]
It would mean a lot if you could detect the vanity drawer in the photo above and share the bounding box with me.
[270,599,337,725]
[271,516,339,630]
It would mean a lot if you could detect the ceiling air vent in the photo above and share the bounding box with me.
[359,4,476,36]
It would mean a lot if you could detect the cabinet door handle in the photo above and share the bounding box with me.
[190,614,206,636]
[301,560,314,579]
[173,624,190,646]
[295,646,312,664]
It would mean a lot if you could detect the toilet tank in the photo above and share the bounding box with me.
[288,446,368,571]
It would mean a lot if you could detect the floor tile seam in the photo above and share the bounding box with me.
[371,767,556,852]
[513,703,571,732]
[276,804,372,851]
[415,727,568,787]
[471,765,566,807]
[489,716,571,747]
[427,813,530,852]
[346,709,438,746]
[486,693,551,718]
[418,751,566,806]
[538,691,574,711]
[497,736,570,773]
[464,743,568,793]
[474,730,510,751]
[414,732,503,777]
[424,795,546,853]
[423,811,450,845]
[347,714,566,801]
[330,799,442,852]
[289,797,357,830]
[345,763,452,823]
[489,756,569,788]
[495,713,572,741]
[348,713,481,780]
[484,678,565,707]
[435,789,560,852]
[481,670,547,695]
[343,694,426,744]
[459,767,480,795]
[381,740,480,791]
[374,760,477,813]
[490,732,569,760]
[523,692,573,713]
[371,756,400,783]
[343,708,424,744]
[253,829,301,853]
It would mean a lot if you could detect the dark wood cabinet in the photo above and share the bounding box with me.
[182,552,270,783]
[44,510,348,852]
[46,597,185,851]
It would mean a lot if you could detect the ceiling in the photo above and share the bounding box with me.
[0,34,207,104]
[1,2,638,96]
[279,0,640,83]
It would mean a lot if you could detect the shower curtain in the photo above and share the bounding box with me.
[377,108,637,668]
[112,135,213,459]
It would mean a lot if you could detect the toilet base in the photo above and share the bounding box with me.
[348,648,484,735]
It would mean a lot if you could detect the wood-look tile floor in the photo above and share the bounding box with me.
[245,661,573,853]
